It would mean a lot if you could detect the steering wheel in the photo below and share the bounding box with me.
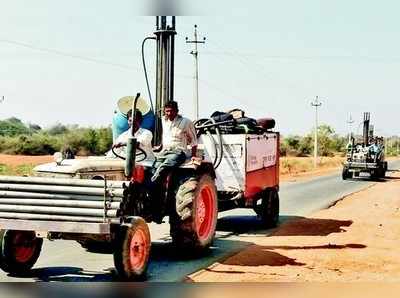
[111,144,147,162]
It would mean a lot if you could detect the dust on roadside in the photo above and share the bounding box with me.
[189,171,400,282]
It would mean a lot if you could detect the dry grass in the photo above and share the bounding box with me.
[280,156,344,176]
[0,154,53,176]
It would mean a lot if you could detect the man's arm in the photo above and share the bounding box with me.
[112,142,126,148]
[136,129,152,149]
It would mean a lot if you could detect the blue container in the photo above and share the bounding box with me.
[142,110,155,132]
[112,110,155,141]
[112,111,129,141]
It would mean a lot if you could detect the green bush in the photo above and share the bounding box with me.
[281,124,349,157]
[0,118,32,136]
[0,126,112,156]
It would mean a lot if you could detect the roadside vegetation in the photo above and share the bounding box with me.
[0,117,112,156]
[280,123,400,158]
[0,163,34,176]
[0,117,399,177]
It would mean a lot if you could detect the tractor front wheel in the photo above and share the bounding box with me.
[170,174,218,254]
[113,217,151,281]
[0,230,43,276]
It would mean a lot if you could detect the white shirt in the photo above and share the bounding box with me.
[108,127,155,164]
[162,115,197,154]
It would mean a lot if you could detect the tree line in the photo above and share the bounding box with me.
[281,124,400,157]
[0,117,112,155]
[0,117,399,157]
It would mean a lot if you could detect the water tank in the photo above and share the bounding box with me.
[112,96,155,140]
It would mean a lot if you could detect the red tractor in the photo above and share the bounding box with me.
[0,17,279,280]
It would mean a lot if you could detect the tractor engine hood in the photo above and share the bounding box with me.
[34,157,125,175]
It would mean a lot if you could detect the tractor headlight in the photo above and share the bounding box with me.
[53,152,63,165]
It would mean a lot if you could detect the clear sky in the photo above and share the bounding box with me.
[0,0,399,137]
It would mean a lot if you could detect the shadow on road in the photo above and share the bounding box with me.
[271,216,353,236]
[3,236,252,282]
[217,215,268,235]
[383,176,400,180]
[222,247,305,266]
[220,242,366,267]
[13,266,115,282]
[216,215,353,237]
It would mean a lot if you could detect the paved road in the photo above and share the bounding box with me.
[1,160,399,282]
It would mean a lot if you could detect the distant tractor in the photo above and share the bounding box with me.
[0,17,280,280]
[342,112,387,180]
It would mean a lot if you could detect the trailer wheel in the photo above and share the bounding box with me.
[113,217,150,281]
[255,189,280,228]
[170,174,218,254]
[378,164,386,178]
[0,230,43,275]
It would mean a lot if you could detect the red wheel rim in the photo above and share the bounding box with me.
[195,185,215,241]
[13,232,36,263]
[129,228,148,271]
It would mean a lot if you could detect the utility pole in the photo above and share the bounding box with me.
[347,113,354,143]
[186,24,206,120]
[0,96,4,103]
[311,96,322,168]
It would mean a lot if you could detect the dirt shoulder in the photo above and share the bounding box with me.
[189,172,400,282]
[0,154,53,167]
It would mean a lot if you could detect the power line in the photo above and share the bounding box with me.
[201,51,400,64]
[0,39,141,71]
[206,39,310,95]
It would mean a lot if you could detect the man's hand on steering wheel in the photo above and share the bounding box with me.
[111,142,147,162]
[112,142,125,149]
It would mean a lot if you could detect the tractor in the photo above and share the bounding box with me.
[342,112,387,180]
[0,17,280,280]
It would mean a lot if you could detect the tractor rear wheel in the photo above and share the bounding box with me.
[378,164,386,178]
[255,189,280,228]
[0,230,43,275]
[170,174,218,254]
[113,217,151,281]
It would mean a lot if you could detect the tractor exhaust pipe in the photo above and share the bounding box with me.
[363,112,370,146]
